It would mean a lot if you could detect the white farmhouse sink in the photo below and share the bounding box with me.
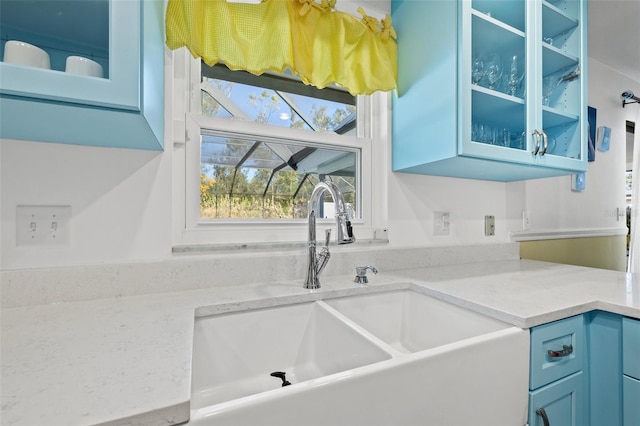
[191,302,391,409]
[190,288,530,425]
[325,289,510,353]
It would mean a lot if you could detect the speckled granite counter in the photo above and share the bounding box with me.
[2,259,639,426]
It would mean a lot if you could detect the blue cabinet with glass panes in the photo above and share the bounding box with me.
[391,0,587,181]
[0,0,163,150]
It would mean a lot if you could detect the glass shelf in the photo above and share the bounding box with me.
[543,120,582,158]
[472,11,525,49]
[543,46,579,76]
[543,0,580,22]
[542,3,579,36]
[543,107,580,128]
[472,0,526,31]
[473,86,525,111]
[472,89,526,148]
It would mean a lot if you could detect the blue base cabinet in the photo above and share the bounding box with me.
[623,376,640,425]
[531,312,640,426]
[529,315,587,425]
[589,311,624,425]
[529,372,585,426]
[0,0,164,151]
[391,0,587,181]
[587,312,640,426]
[623,317,640,425]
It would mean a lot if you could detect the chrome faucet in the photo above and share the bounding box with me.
[304,180,355,289]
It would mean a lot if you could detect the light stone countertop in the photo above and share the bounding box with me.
[1,259,639,426]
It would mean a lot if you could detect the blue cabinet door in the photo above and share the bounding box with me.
[529,371,586,426]
[0,0,164,150]
[0,1,139,109]
[623,317,640,426]
[588,311,624,426]
[623,317,640,380]
[623,375,640,426]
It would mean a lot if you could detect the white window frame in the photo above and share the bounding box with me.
[171,49,389,248]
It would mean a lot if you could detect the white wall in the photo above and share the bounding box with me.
[0,140,173,269]
[521,58,638,233]
[387,173,510,246]
[0,105,511,271]
[1,37,635,272]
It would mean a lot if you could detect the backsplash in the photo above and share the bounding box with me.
[0,243,519,308]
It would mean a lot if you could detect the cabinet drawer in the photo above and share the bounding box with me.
[530,315,585,390]
[623,317,640,380]
[529,371,585,426]
[623,375,640,426]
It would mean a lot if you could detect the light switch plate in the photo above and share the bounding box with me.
[16,205,71,246]
[433,211,450,236]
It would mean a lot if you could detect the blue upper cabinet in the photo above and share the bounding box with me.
[391,0,587,181]
[0,0,164,151]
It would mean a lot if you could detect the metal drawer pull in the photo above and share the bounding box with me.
[536,407,551,426]
[547,344,573,358]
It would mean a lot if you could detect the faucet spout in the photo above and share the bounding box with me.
[304,181,355,289]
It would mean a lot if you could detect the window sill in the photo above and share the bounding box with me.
[172,238,389,255]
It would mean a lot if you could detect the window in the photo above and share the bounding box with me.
[172,50,388,247]
[201,64,356,133]
[199,64,358,220]
[199,131,357,220]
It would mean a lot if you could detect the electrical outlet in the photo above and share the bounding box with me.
[433,211,450,236]
[484,215,495,236]
[16,205,71,246]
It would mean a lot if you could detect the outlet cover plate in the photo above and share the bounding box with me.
[484,215,495,236]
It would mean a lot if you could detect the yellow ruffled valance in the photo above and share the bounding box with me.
[165,0,397,95]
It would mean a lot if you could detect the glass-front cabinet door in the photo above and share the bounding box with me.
[537,0,585,166]
[462,0,528,162]
[391,0,586,181]
[0,0,164,150]
[0,0,139,109]
[461,0,586,169]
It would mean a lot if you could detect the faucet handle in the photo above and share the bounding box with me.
[354,265,378,284]
[316,229,332,277]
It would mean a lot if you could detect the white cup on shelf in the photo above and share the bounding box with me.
[3,40,51,69]
[65,55,104,78]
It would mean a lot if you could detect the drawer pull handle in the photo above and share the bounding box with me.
[536,407,551,426]
[548,344,573,358]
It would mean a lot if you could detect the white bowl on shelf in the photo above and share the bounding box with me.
[65,55,104,78]
[3,40,51,69]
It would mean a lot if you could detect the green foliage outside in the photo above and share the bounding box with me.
[200,166,316,219]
